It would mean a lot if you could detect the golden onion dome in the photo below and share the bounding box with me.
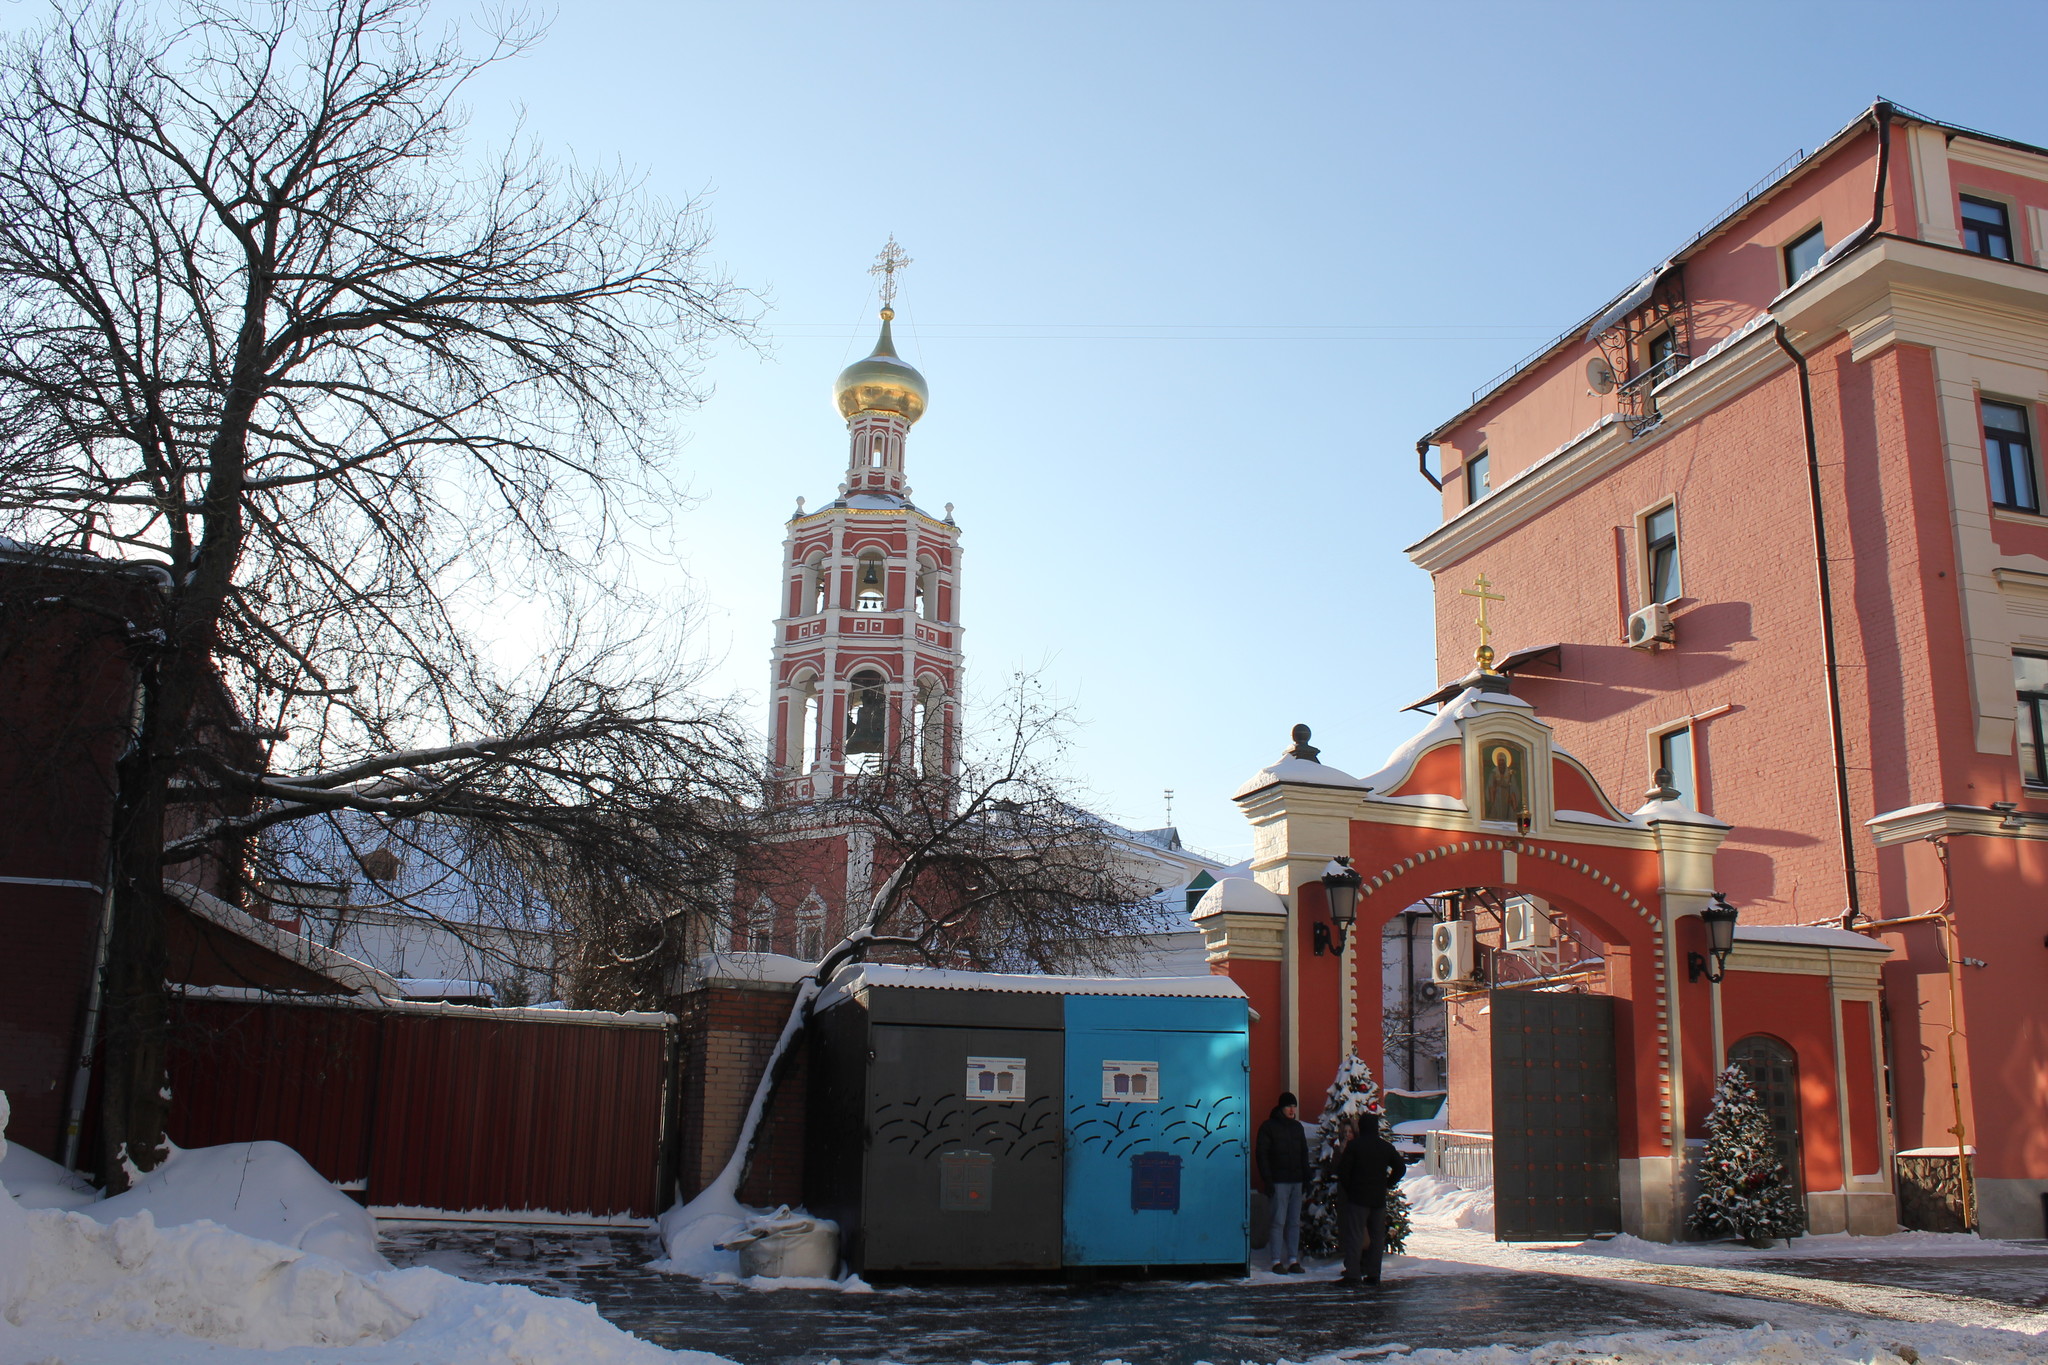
[834,308,928,423]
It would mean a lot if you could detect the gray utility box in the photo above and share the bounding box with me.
[808,984,1064,1273]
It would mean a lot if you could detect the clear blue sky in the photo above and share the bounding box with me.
[455,0,2048,860]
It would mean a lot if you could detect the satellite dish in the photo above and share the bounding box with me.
[1586,356,1616,394]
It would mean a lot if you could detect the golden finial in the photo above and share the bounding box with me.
[870,235,912,309]
[1461,573,1507,673]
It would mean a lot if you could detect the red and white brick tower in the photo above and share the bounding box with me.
[768,244,961,799]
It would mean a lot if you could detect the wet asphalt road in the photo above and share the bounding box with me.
[382,1227,1768,1364]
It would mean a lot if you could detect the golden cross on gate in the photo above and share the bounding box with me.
[1462,573,1507,672]
[870,235,912,307]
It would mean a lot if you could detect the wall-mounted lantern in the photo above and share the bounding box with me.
[1314,856,1362,957]
[1688,892,1740,983]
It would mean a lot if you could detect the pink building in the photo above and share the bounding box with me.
[1407,102,2048,1239]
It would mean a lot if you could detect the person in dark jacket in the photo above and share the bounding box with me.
[1255,1091,1309,1273]
[1332,1114,1406,1286]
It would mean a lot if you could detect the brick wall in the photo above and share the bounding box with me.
[675,979,809,1207]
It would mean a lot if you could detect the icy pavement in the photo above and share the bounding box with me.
[380,1224,2048,1365]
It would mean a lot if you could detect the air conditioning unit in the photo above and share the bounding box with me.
[1503,895,1554,951]
[1627,601,1675,650]
[1430,920,1474,983]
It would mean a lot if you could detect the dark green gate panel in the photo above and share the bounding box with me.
[1490,989,1621,1242]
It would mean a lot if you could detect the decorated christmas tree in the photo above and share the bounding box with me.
[1689,1064,1805,1245]
[1302,1052,1412,1258]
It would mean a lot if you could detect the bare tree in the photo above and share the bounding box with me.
[703,678,1175,1206]
[0,0,753,1186]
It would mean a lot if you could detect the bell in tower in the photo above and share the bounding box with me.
[845,670,887,754]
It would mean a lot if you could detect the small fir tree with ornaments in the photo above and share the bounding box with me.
[1302,1052,1412,1258]
[1690,1064,1806,1246]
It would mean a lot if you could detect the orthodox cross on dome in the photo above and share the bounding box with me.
[870,235,913,308]
[1461,573,1507,673]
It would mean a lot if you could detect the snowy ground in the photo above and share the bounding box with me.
[8,1109,2046,1365]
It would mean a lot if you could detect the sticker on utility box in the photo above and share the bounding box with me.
[1102,1059,1160,1103]
[965,1056,1027,1101]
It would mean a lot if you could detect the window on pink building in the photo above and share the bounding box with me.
[2016,654,2048,787]
[1961,196,2014,261]
[1783,225,1827,285]
[1659,727,1696,809]
[1645,503,1681,602]
[1983,400,2038,514]
[1465,450,1491,505]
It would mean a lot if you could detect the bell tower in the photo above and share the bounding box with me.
[768,241,963,799]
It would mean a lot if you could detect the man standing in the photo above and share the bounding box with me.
[1333,1114,1406,1286]
[1255,1091,1308,1273]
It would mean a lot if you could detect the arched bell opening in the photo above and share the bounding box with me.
[782,668,822,775]
[853,551,886,612]
[843,668,890,774]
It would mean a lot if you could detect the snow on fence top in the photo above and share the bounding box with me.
[822,962,1246,1009]
[174,984,673,1028]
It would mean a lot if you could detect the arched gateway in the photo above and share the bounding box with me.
[1198,675,1896,1242]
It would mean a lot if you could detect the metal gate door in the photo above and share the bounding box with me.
[1490,989,1621,1241]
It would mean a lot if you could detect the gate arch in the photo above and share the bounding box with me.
[1207,683,1730,1242]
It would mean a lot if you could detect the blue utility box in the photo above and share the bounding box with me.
[1061,993,1249,1267]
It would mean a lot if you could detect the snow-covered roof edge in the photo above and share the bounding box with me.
[688,951,818,990]
[174,983,672,1027]
[1735,924,1892,952]
[166,880,401,997]
[822,962,1246,1010]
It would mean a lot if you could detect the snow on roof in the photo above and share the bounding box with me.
[1356,687,1529,795]
[1583,262,1672,341]
[1736,924,1893,952]
[843,492,905,509]
[1191,877,1288,920]
[175,983,672,1026]
[166,881,400,997]
[1233,754,1368,800]
[689,951,820,989]
[823,962,1245,1007]
[392,978,496,999]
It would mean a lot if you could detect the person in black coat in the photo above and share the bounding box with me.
[1332,1115,1406,1286]
[1254,1091,1309,1273]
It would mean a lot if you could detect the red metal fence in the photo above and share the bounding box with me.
[167,993,670,1219]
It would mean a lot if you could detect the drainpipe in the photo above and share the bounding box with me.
[1870,101,1894,232]
[1415,437,1442,491]
[62,666,147,1171]
[1856,837,1974,1229]
[1771,324,1861,924]
[1403,910,1417,1087]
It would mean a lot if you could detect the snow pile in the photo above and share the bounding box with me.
[0,1192,721,1362]
[0,1133,96,1210]
[0,1094,722,1363]
[85,1139,387,1275]
[1402,1172,1495,1233]
[654,1188,867,1291]
[654,1182,753,1280]
[1302,1320,2048,1364]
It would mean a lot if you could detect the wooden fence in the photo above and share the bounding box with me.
[166,991,672,1221]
